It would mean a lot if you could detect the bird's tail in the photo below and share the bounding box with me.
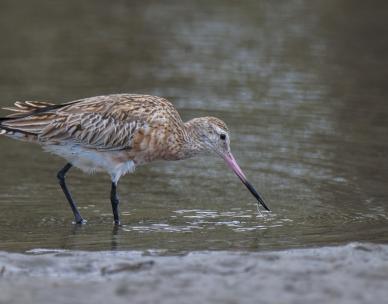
[0,101,56,143]
[0,124,33,143]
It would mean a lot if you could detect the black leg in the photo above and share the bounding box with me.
[57,163,85,224]
[110,182,120,225]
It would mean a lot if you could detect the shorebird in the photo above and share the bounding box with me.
[0,94,270,224]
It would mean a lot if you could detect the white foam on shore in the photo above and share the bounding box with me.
[1,242,388,304]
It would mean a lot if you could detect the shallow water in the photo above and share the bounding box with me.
[0,0,388,252]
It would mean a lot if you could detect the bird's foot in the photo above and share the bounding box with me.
[73,218,87,225]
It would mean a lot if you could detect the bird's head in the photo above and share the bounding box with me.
[188,117,270,211]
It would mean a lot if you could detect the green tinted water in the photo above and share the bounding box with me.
[0,0,387,252]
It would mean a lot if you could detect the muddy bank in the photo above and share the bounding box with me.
[0,243,387,304]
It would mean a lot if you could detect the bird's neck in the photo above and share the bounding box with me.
[180,118,209,159]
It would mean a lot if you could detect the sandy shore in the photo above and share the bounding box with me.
[0,242,387,304]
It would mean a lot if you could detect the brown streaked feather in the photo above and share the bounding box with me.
[44,112,145,151]
[207,117,229,132]
[3,101,55,116]
[1,94,185,151]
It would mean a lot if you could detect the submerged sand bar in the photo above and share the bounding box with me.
[0,242,387,304]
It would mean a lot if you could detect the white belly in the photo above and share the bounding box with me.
[43,143,135,183]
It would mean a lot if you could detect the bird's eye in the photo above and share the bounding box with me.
[220,134,226,140]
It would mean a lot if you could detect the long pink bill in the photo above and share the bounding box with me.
[223,152,270,211]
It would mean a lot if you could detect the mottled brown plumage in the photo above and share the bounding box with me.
[0,94,269,224]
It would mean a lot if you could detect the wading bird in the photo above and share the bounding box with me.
[0,94,269,224]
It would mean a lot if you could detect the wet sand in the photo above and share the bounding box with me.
[1,242,387,304]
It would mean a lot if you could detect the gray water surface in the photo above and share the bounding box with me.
[0,0,387,252]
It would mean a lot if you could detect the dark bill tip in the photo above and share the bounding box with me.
[222,151,270,212]
[243,180,271,211]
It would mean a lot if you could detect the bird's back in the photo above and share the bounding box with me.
[0,94,185,153]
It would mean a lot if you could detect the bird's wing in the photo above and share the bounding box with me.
[2,101,56,116]
[39,112,145,151]
[1,94,179,151]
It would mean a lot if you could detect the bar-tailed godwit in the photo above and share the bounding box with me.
[0,94,269,224]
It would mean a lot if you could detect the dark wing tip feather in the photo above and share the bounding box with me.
[2,101,64,119]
